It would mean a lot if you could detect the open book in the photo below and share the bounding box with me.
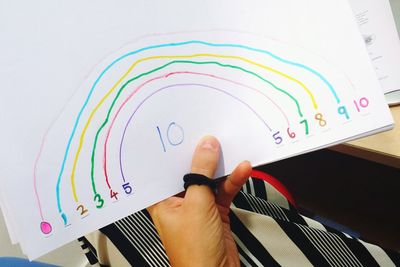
[0,0,393,259]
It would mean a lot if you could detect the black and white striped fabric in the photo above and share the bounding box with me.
[80,176,400,266]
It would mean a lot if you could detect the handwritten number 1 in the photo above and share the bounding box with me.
[156,126,166,152]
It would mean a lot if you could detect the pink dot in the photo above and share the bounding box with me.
[40,221,52,234]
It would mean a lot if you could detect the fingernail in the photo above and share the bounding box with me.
[199,136,219,151]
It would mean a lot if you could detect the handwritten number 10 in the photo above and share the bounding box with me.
[354,97,369,112]
[157,122,184,152]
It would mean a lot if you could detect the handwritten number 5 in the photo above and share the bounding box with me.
[123,182,133,195]
[273,131,283,144]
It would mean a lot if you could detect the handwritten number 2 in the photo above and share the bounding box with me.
[76,205,88,216]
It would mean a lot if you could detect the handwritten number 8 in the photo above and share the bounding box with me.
[314,113,327,127]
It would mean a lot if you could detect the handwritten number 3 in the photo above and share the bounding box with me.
[94,194,104,209]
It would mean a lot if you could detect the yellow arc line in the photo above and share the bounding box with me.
[70,53,318,202]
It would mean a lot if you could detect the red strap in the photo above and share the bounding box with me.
[250,169,296,207]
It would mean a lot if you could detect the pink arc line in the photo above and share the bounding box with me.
[34,110,70,227]
[103,71,290,188]
[34,135,47,221]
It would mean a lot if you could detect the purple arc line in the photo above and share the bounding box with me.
[104,71,290,185]
[118,83,272,182]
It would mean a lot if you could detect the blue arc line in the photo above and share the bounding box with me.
[55,39,338,223]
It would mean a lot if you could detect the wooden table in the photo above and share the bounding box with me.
[331,105,400,168]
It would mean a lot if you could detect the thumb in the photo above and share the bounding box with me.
[184,135,220,206]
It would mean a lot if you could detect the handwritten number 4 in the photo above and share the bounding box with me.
[110,190,119,200]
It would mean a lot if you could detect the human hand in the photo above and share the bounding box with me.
[147,135,252,267]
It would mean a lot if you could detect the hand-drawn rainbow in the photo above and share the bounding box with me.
[32,34,369,235]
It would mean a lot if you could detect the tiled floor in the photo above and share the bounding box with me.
[0,212,89,267]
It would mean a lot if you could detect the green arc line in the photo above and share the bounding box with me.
[89,60,303,197]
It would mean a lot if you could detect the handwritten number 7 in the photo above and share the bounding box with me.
[300,119,309,135]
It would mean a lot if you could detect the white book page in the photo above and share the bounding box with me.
[350,0,400,94]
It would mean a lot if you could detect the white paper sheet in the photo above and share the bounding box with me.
[0,0,393,259]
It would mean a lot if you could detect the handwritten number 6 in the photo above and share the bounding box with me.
[287,128,296,138]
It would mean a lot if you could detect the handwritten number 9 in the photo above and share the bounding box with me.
[338,106,349,120]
